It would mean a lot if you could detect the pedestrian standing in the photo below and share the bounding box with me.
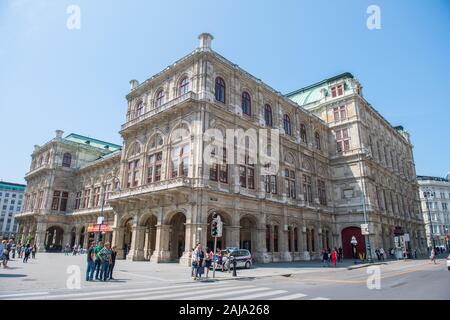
[0,240,8,268]
[380,248,385,261]
[322,250,328,267]
[64,243,70,256]
[11,241,16,259]
[86,242,96,281]
[16,242,22,259]
[331,248,338,267]
[108,245,117,280]
[31,244,37,259]
[204,247,213,278]
[23,244,31,263]
[94,241,104,280]
[191,243,202,280]
[338,247,343,262]
[98,242,112,282]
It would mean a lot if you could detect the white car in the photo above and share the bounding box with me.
[447,254,450,271]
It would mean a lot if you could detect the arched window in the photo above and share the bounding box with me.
[155,89,165,107]
[62,153,72,167]
[283,114,291,136]
[135,101,143,117]
[241,92,251,116]
[215,77,226,103]
[315,131,321,150]
[264,104,272,127]
[179,77,189,95]
[300,124,307,143]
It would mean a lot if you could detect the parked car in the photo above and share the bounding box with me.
[220,249,252,270]
[447,254,450,271]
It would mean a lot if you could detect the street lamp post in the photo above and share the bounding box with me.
[97,177,121,243]
[359,147,373,263]
[423,187,436,251]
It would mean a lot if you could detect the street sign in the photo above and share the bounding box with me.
[97,216,104,225]
[361,224,369,235]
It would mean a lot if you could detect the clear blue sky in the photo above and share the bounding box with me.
[0,0,449,184]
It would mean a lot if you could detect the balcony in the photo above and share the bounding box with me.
[25,164,52,178]
[121,91,198,132]
[109,177,200,202]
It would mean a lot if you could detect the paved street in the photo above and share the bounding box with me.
[1,253,449,300]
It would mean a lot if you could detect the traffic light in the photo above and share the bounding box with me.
[211,212,222,237]
[211,219,218,237]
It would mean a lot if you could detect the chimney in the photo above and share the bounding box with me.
[55,130,64,139]
[198,33,213,51]
[129,79,139,91]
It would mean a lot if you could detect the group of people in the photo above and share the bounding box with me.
[321,247,342,267]
[85,241,117,282]
[0,239,37,267]
[191,243,213,280]
[64,243,84,256]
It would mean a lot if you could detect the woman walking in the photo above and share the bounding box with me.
[430,248,437,264]
[23,244,31,263]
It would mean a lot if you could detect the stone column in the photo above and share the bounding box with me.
[255,224,270,263]
[34,222,47,252]
[112,226,125,259]
[281,226,292,262]
[180,223,199,266]
[127,226,146,261]
[226,225,240,248]
[21,225,30,244]
[151,224,171,263]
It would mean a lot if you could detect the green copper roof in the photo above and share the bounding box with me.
[64,133,121,152]
[0,181,26,192]
[286,72,354,106]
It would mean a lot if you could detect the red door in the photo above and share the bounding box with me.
[341,227,366,259]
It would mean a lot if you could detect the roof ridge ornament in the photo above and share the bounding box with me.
[198,33,213,51]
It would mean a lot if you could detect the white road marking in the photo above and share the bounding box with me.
[179,287,270,300]
[226,290,288,300]
[311,297,330,300]
[8,282,226,300]
[269,293,307,300]
[127,285,253,300]
[0,292,49,298]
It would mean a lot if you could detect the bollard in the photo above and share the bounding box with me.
[232,258,237,277]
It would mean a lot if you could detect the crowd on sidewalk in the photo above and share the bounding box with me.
[0,239,38,267]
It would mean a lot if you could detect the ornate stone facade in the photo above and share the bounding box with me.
[15,34,426,265]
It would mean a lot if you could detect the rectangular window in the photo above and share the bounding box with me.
[264,175,277,194]
[247,167,255,189]
[331,84,344,98]
[318,180,327,205]
[336,128,350,153]
[51,191,60,210]
[303,175,312,204]
[75,191,81,209]
[239,166,246,188]
[333,107,340,122]
[285,169,296,199]
[93,187,101,207]
[82,189,90,209]
[60,192,68,212]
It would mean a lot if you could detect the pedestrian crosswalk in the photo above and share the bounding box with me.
[3,281,330,300]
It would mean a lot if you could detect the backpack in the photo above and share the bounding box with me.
[25,247,31,255]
